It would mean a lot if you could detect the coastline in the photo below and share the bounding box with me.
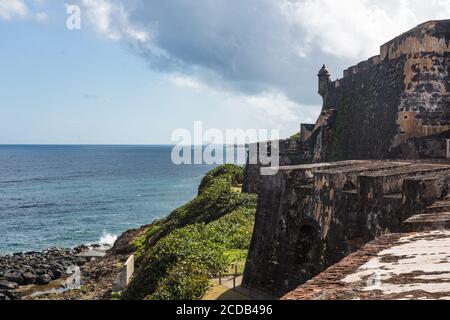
[1,164,255,301]
[1,212,180,300]
[0,145,216,255]
[0,241,118,300]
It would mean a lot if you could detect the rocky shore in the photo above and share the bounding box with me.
[0,245,108,300]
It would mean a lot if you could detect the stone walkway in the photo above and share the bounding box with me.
[205,276,275,301]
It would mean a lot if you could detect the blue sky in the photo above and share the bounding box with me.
[0,0,448,144]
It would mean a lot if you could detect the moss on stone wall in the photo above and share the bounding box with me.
[327,106,347,162]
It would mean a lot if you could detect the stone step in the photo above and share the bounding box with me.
[358,164,450,201]
[342,189,358,195]
[316,161,410,176]
[403,212,450,232]
[277,160,366,172]
[429,199,450,206]
[402,174,450,212]
[313,161,410,191]
[426,202,450,213]
[383,193,403,200]
[383,193,403,206]
[274,161,368,185]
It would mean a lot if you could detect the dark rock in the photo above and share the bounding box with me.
[46,270,55,280]
[73,245,89,253]
[0,289,20,300]
[1,246,84,290]
[19,266,32,274]
[52,269,63,279]
[110,225,150,255]
[49,261,63,270]
[39,264,51,270]
[4,270,23,285]
[0,280,19,290]
[37,274,52,286]
[35,268,46,275]
[21,272,37,285]
[76,257,88,266]
[0,293,10,300]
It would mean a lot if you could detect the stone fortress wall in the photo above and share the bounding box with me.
[314,20,450,162]
[242,20,450,298]
[242,160,450,296]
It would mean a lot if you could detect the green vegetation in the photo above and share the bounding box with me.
[131,220,163,260]
[122,165,257,300]
[198,164,244,194]
[111,292,122,300]
[290,132,301,141]
[147,261,210,300]
[224,249,248,274]
[133,164,253,257]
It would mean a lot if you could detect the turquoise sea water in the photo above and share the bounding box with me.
[0,145,243,254]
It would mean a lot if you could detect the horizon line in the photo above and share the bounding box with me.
[0,143,249,147]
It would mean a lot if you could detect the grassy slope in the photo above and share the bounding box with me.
[122,164,257,300]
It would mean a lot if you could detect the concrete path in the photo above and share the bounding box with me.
[205,276,275,300]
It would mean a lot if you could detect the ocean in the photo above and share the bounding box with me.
[0,145,245,254]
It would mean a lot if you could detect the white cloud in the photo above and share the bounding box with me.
[72,0,449,135]
[168,75,209,92]
[78,0,450,107]
[222,90,319,131]
[281,0,450,60]
[0,0,29,20]
[0,0,50,23]
[80,0,150,43]
[167,74,313,124]
[239,92,302,123]
[167,74,319,134]
[81,0,450,62]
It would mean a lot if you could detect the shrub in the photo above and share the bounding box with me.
[122,164,257,300]
[143,175,256,251]
[146,261,210,301]
[290,132,301,141]
[198,164,244,195]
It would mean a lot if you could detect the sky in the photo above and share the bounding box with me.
[0,0,449,144]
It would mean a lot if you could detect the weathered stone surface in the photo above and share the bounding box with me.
[240,20,450,183]
[242,20,450,298]
[242,160,450,297]
[282,230,450,300]
[403,196,450,232]
[275,183,450,300]
[112,255,135,292]
[311,20,450,162]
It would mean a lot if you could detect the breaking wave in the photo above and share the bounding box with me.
[98,231,118,246]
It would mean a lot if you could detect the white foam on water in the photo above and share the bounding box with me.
[98,231,118,246]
